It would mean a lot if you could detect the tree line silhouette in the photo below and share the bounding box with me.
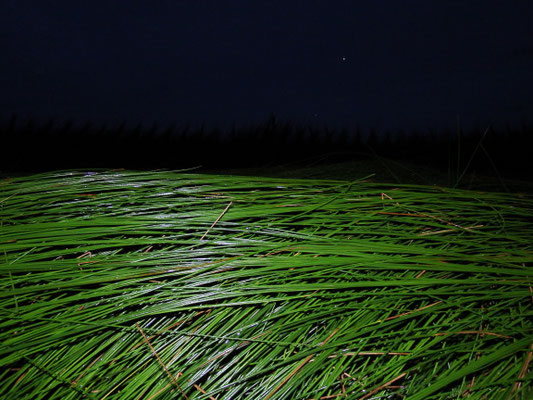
[1,113,531,180]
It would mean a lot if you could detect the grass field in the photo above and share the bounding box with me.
[1,169,532,399]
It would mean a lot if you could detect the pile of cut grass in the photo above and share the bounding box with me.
[1,169,532,399]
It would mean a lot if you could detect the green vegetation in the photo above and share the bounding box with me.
[1,169,532,399]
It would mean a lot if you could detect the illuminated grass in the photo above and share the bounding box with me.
[1,169,532,399]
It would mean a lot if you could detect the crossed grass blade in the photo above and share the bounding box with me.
[1,169,532,399]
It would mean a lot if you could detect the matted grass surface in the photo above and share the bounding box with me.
[1,170,532,399]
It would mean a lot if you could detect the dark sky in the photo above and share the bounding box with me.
[1,0,532,133]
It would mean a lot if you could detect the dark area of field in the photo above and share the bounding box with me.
[1,114,532,189]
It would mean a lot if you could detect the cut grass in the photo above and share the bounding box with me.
[1,169,532,399]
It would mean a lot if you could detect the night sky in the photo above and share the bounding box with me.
[2,0,533,134]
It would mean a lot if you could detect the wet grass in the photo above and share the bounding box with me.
[1,169,532,399]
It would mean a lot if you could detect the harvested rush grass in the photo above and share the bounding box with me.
[1,169,532,399]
